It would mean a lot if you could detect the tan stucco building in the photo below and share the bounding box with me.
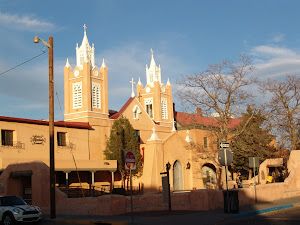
[0,26,243,198]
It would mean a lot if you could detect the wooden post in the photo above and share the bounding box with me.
[49,36,56,219]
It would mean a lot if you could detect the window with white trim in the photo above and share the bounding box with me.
[92,82,101,109]
[1,130,13,146]
[73,82,82,109]
[145,98,153,119]
[57,132,66,146]
[161,97,168,119]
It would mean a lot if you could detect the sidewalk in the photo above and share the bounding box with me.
[44,195,300,225]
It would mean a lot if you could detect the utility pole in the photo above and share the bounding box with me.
[34,36,55,219]
[49,37,56,219]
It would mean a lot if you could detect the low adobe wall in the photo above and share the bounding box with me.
[1,151,300,216]
[52,182,291,216]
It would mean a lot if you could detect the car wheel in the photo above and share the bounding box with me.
[2,214,15,225]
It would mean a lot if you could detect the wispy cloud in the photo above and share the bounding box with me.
[270,33,285,43]
[251,45,297,59]
[0,12,56,32]
[250,45,300,79]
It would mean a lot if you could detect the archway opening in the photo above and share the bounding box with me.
[201,163,217,189]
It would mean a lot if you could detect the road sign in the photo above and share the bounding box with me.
[249,157,259,168]
[124,151,136,170]
[219,142,230,149]
[218,149,233,166]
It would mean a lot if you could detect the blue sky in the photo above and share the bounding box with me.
[1,0,300,121]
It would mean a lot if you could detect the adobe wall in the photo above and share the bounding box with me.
[1,152,300,216]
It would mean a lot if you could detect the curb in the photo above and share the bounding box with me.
[233,204,294,219]
[53,220,128,225]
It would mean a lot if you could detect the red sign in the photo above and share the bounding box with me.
[125,151,136,170]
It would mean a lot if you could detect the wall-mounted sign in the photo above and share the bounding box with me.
[30,135,46,145]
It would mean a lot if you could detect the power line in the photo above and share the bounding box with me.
[0,51,47,76]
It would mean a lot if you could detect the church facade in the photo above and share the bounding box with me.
[0,26,241,197]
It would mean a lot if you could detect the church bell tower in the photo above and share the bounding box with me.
[64,25,109,123]
[136,49,174,127]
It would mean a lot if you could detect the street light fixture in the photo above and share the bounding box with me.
[34,36,55,219]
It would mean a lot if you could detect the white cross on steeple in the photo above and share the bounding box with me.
[130,77,136,97]
[83,24,87,33]
[150,48,153,57]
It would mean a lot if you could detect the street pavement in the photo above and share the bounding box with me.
[40,195,300,225]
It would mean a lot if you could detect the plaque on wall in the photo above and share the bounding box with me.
[30,135,46,145]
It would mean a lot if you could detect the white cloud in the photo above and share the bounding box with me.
[249,44,300,80]
[0,12,56,32]
[251,45,297,59]
[270,33,285,43]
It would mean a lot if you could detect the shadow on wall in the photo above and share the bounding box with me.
[0,150,300,216]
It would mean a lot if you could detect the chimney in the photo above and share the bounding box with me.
[197,108,202,116]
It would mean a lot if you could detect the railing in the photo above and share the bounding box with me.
[1,141,25,149]
[57,142,76,150]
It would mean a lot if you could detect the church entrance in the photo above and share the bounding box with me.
[173,160,183,191]
[202,164,217,189]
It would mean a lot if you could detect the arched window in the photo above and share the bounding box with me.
[173,160,183,191]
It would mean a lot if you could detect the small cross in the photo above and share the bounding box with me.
[83,24,87,33]
[152,127,156,133]
[130,77,136,97]
[150,48,153,57]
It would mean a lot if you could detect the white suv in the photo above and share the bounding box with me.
[0,196,42,225]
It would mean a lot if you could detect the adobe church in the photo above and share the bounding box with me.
[0,26,239,195]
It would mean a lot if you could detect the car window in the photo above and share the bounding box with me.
[1,196,26,206]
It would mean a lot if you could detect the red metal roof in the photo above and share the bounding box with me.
[175,112,242,129]
[0,116,92,129]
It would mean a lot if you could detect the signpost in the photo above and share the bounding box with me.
[218,142,233,213]
[124,151,136,223]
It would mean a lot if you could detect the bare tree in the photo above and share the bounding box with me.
[259,75,300,150]
[176,54,257,142]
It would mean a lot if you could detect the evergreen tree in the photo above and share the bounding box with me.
[231,106,277,175]
[104,116,143,186]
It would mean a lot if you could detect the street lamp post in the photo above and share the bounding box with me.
[34,36,55,219]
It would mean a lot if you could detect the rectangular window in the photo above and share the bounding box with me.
[57,132,66,146]
[1,130,13,146]
[145,98,153,119]
[204,137,208,148]
[161,98,168,119]
[146,104,153,118]
[92,82,101,109]
[135,130,140,143]
[73,82,82,109]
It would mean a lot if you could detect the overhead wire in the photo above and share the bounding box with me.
[0,51,47,76]
[54,85,88,206]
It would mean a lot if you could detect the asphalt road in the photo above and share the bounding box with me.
[220,206,300,225]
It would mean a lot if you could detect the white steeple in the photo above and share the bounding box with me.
[65,58,70,68]
[76,24,95,68]
[146,48,161,86]
[138,77,142,85]
[101,58,106,68]
[167,78,171,86]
